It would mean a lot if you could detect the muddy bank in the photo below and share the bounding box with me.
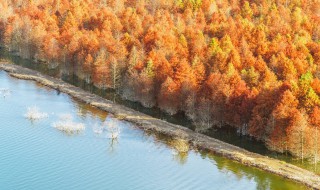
[0,62,319,189]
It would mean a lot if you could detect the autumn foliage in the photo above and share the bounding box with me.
[1,0,320,160]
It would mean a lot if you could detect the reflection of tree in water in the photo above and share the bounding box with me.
[75,101,108,121]
[173,152,188,165]
[70,101,305,189]
[143,131,190,165]
[108,138,119,154]
[200,151,305,190]
[168,138,189,165]
[92,116,121,154]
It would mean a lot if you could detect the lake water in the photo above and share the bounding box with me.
[0,70,307,189]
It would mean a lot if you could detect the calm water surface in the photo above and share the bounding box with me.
[0,70,307,189]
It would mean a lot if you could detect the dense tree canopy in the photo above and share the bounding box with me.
[1,0,320,160]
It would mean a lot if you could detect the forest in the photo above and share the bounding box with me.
[1,0,320,161]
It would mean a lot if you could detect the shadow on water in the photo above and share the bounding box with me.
[1,48,319,175]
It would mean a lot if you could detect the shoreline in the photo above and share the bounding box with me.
[1,62,319,189]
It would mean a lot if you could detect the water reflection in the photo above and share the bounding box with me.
[108,138,119,154]
[76,101,108,121]
[135,130,306,190]
[89,115,121,154]
[203,152,304,190]
[173,152,189,165]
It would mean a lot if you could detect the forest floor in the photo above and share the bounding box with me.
[0,61,319,189]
